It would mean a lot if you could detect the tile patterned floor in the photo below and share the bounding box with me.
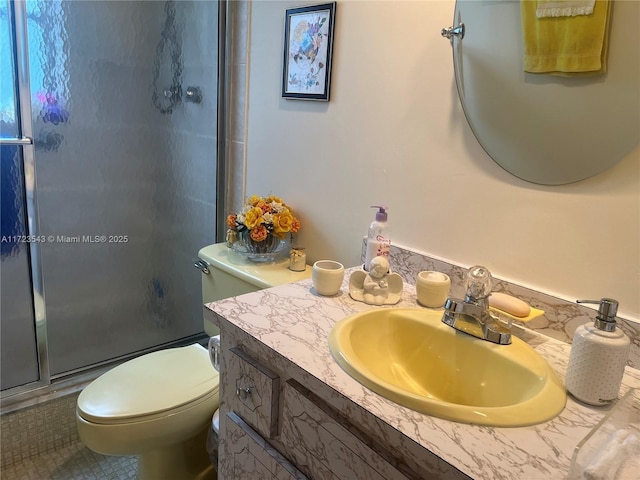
[0,442,137,480]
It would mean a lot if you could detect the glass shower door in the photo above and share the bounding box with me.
[32,0,219,375]
[0,144,39,391]
[2,0,220,390]
[1,0,41,390]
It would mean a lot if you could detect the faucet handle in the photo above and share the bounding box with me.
[465,265,492,303]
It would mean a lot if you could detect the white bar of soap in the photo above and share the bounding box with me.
[489,292,531,318]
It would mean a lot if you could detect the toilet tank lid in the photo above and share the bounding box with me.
[198,243,311,288]
[77,343,219,423]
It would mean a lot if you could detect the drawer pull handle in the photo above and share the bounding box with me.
[236,386,254,400]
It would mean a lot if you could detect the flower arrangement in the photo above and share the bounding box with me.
[227,194,301,244]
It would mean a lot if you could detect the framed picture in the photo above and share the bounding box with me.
[282,2,336,101]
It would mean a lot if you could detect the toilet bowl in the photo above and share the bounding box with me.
[76,343,219,480]
[76,243,311,479]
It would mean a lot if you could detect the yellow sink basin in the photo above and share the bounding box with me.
[329,308,566,427]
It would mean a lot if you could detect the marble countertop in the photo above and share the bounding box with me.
[205,269,640,480]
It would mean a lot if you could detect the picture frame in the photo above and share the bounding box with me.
[282,2,336,101]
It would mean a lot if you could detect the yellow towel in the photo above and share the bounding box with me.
[522,0,611,76]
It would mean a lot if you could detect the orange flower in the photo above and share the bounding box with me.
[250,224,268,242]
[226,214,237,229]
[256,200,272,214]
[291,217,301,233]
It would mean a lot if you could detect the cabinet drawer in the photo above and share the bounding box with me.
[224,412,308,480]
[227,347,280,438]
[281,380,413,480]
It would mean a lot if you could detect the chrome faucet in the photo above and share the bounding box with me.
[441,265,512,345]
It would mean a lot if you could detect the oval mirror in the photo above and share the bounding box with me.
[448,1,639,185]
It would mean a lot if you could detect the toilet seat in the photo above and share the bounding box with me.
[77,344,219,425]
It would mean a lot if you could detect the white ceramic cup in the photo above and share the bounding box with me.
[416,271,451,308]
[312,260,345,296]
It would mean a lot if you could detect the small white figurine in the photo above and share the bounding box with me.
[349,256,403,306]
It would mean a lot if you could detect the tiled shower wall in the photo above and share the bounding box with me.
[225,0,250,215]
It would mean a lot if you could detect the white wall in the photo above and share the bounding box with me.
[244,0,640,320]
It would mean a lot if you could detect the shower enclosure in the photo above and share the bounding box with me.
[1,0,224,396]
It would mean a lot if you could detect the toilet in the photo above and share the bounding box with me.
[76,243,311,480]
[77,344,218,480]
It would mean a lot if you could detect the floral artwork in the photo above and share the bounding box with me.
[288,16,327,90]
[282,3,336,101]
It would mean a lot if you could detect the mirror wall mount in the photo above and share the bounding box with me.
[441,23,464,40]
[444,1,639,185]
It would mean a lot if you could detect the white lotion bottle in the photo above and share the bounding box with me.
[565,298,630,406]
[364,206,390,271]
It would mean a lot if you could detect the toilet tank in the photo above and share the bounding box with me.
[197,243,311,336]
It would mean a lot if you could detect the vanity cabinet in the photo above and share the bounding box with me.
[225,411,306,479]
[218,324,426,480]
[207,266,640,480]
[227,347,280,439]
[280,379,412,480]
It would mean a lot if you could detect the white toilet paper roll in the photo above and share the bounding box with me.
[208,335,220,372]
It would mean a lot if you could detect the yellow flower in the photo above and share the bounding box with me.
[247,195,261,207]
[231,194,301,239]
[272,211,294,237]
[244,207,264,229]
[265,195,283,204]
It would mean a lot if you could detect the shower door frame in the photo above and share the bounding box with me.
[1,0,51,400]
[1,0,230,404]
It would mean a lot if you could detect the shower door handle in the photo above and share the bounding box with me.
[0,137,33,145]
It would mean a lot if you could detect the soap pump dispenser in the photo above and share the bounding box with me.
[564,298,630,406]
[364,206,390,271]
